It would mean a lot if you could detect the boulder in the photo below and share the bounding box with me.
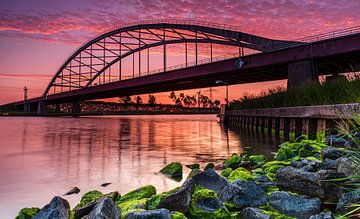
[291,158,321,171]
[249,155,267,168]
[274,146,296,161]
[222,154,241,169]
[15,207,40,219]
[322,148,346,160]
[153,179,194,213]
[33,196,70,219]
[204,162,214,170]
[64,186,80,196]
[189,188,228,218]
[269,191,321,219]
[325,135,347,147]
[221,168,233,177]
[160,162,183,181]
[185,163,199,170]
[74,190,103,210]
[191,169,230,194]
[227,167,253,182]
[309,211,336,219]
[118,185,156,203]
[218,180,267,209]
[275,166,340,199]
[118,198,148,218]
[336,188,360,214]
[125,208,171,219]
[321,158,337,170]
[336,157,358,177]
[84,197,120,219]
[241,207,270,219]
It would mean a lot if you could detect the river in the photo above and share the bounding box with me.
[0,115,278,218]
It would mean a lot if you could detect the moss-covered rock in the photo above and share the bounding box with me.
[204,162,215,170]
[249,155,267,168]
[260,203,296,219]
[274,146,296,161]
[185,163,200,170]
[227,167,253,182]
[223,154,241,169]
[160,162,183,180]
[15,207,40,219]
[189,189,231,218]
[221,168,233,177]
[74,190,103,210]
[118,198,148,218]
[118,185,156,204]
[170,211,188,219]
[147,187,179,210]
[262,161,291,170]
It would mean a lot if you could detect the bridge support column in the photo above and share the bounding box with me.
[287,60,319,89]
[72,102,81,116]
[37,100,45,115]
[24,103,30,112]
[55,104,61,113]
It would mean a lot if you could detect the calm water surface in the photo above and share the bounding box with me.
[0,115,277,218]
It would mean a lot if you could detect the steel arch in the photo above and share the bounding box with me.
[44,20,299,96]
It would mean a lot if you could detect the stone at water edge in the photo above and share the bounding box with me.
[191,168,230,194]
[74,190,103,210]
[64,186,80,195]
[101,182,112,187]
[83,197,120,219]
[249,155,267,168]
[241,207,270,219]
[336,188,360,214]
[309,211,336,219]
[269,191,321,219]
[33,196,70,219]
[185,163,200,170]
[204,162,215,170]
[218,180,267,209]
[125,208,171,219]
[322,148,346,160]
[189,188,227,218]
[118,185,156,203]
[160,162,183,180]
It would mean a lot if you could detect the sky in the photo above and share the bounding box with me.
[0,0,360,104]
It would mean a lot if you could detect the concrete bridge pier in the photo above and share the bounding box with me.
[72,102,81,116]
[37,100,45,115]
[287,60,319,89]
[24,103,30,112]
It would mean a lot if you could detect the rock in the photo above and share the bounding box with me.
[325,135,347,147]
[152,179,194,213]
[15,207,40,219]
[321,158,337,170]
[33,196,70,219]
[160,162,183,181]
[295,135,306,142]
[84,197,120,219]
[227,167,253,182]
[101,183,111,187]
[241,207,270,219]
[125,208,171,219]
[118,198,148,218]
[223,154,241,169]
[75,191,120,219]
[274,146,296,161]
[322,148,346,160]
[185,163,199,170]
[64,186,80,195]
[336,157,358,177]
[269,191,321,219]
[191,169,230,194]
[275,166,340,199]
[256,175,269,183]
[74,190,103,210]
[309,211,335,219]
[118,185,156,203]
[218,180,267,209]
[170,211,187,219]
[204,162,214,170]
[189,188,227,218]
[259,182,276,191]
[249,155,267,168]
[299,144,318,158]
[291,158,321,171]
[336,188,360,214]
[221,168,233,177]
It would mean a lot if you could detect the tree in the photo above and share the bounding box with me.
[119,96,132,104]
[134,96,142,105]
[169,91,176,101]
[148,94,156,105]
[214,100,221,108]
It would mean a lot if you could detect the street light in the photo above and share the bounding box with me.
[215,80,229,107]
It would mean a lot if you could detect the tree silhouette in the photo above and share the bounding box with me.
[148,94,156,105]
[134,96,142,105]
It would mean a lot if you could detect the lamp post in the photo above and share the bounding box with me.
[215,80,229,107]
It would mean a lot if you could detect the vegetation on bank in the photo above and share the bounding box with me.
[230,75,360,110]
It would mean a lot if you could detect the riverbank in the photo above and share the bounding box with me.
[16,131,360,219]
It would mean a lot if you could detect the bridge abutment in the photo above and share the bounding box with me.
[37,100,46,115]
[287,60,319,89]
[72,102,81,116]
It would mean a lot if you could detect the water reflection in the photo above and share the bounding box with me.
[0,115,277,218]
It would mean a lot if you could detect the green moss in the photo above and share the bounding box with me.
[205,162,215,170]
[223,154,241,169]
[105,191,120,202]
[147,187,180,210]
[15,207,40,219]
[221,168,233,177]
[188,169,202,178]
[266,172,277,181]
[160,162,183,180]
[264,164,284,174]
[118,185,156,204]
[249,155,267,168]
[189,189,232,219]
[227,167,253,182]
[74,190,103,210]
[186,163,200,169]
[260,203,297,219]
[118,198,148,218]
[274,146,296,161]
[262,161,291,169]
[171,211,188,219]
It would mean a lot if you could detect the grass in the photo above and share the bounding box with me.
[230,75,360,110]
